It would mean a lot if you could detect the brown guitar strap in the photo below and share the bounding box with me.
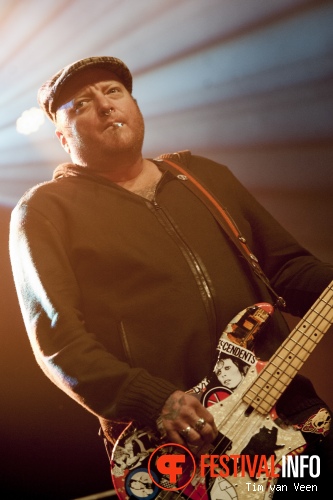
[161,158,286,308]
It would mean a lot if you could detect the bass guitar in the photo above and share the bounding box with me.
[110,281,333,500]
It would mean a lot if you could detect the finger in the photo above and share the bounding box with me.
[178,425,202,447]
[177,421,210,446]
[185,395,218,434]
[188,415,217,444]
[193,417,206,433]
[196,410,218,436]
[167,428,187,446]
[197,407,217,429]
[169,421,215,451]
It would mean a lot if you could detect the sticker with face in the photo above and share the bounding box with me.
[214,356,248,390]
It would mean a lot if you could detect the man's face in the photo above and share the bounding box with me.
[55,68,145,168]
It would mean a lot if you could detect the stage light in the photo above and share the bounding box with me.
[16,107,45,135]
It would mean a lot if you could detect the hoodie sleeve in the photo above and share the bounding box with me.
[9,197,177,428]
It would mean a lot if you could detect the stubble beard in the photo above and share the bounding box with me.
[72,103,145,169]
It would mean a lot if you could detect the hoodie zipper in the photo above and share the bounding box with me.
[149,196,217,356]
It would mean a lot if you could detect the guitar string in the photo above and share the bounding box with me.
[177,287,333,499]
[153,375,274,500]
[173,349,310,500]
[153,345,295,498]
[155,393,269,500]
[192,292,333,499]
[137,287,333,500]
[155,316,328,499]
[155,311,326,499]
[151,377,264,500]
[245,289,332,413]
[250,300,331,413]
[146,412,241,500]
[153,396,247,500]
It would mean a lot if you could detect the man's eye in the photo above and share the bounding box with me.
[107,87,121,94]
[74,100,88,111]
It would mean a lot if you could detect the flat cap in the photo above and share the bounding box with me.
[37,56,133,122]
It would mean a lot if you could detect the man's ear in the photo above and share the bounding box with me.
[55,129,71,154]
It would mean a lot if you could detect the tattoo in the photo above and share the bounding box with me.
[162,393,186,421]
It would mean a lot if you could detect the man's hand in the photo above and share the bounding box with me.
[158,390,218,449]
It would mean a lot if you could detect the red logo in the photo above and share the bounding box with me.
[148,443,196,491]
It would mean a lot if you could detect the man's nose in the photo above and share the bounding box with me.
[97,95,114,116]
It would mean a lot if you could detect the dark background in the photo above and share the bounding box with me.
[1,1,333,498]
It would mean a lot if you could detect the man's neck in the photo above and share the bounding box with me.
[92,156,146,184]
[114,159,162,194]
[77,156,163,194]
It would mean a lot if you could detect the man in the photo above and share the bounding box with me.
[9,57,333,493]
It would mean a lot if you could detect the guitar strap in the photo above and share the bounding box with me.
[160,156,286,308]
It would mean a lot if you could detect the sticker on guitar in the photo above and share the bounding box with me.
[110,282,333,500]
[193,305,261,407]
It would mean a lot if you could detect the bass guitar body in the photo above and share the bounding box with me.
[110,290,333,500]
